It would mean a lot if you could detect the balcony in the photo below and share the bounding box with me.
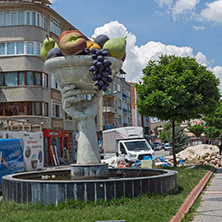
[103,106,115,114]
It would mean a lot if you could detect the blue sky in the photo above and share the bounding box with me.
[50,0,222,89]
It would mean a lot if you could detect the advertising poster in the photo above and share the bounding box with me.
[0,131,44,171]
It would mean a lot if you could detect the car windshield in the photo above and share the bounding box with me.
[124,141,151,151]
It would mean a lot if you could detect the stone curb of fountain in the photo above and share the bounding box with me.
[170,166,215,222]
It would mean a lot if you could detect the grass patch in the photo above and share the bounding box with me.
[0,165,211,222]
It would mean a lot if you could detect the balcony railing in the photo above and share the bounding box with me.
[103,106,115,113]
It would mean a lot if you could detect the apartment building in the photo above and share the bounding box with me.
[0,0,90,165]
[102,70,132,130]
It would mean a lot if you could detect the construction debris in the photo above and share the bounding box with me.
[176,144,222,168]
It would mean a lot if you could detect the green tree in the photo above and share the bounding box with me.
[136,55,220,166]
[204,126,221,144]
[189,124,204,138]
[204,100,222,130]
[204,100,222,144]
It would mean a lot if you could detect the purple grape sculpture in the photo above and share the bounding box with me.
[86,48,112,92]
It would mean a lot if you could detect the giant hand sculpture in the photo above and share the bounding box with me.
[45,55,122,165]
[62,84,102,164]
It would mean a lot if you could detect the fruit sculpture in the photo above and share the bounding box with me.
[40,31,127,91]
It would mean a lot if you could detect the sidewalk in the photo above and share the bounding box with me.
[192,168,222,222]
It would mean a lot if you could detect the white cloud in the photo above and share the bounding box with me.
[92,21,222,92]
[172,0,200,18]
[192,25,206,31]
[156,0,200,20]
[195,52,208,66]
[200,0,222,23]
[92,21,196,83]
[156,0,173,7]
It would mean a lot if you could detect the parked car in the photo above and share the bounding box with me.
[164,143,172,151]
[152,141,162,151]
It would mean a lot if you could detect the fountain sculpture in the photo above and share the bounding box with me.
[2,54,177,205]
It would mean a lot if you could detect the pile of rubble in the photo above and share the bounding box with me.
[176,144,222,168]
[102,144,222,169]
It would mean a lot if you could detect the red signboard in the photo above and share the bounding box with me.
[43,130,69,138]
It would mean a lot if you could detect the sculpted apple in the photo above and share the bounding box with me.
[59,30,87,55]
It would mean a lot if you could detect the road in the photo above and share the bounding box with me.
[154,149,171,157]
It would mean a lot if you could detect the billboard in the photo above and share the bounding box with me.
[0,131,44,171]
[0,138,24,189]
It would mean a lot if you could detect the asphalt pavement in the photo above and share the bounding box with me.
[192,168,222,222]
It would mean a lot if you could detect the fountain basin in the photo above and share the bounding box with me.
[2,168,177,205]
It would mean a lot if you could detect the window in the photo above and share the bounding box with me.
[5,72,17,86]
[50,18,61,36]
[4,12,10,26]
[42,73,48,87]
[27,102,34,115]
[0,73,4,86]
[7,42,15,55]
[32,12,36,26]
[16,42,24,54]
[18,11,24,25]
[36,102,42,115]
[0,71,48,87]
[5,103,18,116]
[0,12,3,26]
[0,104,3,116]
[18,103,24,115]
[36,42,41,56]
[0,43,5,55]
[27,72,34,85]
[11,12,17,25]
[51,74,59,89]
[52,100,62,118]
[43,103,48,116]
[35,72,41,86]
[27,42,34,54]
[0,102,48,116]
[0,11,46,28]
[26,11,30,25]
[0,41,41,56]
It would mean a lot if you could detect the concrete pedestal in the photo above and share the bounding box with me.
[71,163,109,179]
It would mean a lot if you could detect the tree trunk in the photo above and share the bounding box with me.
[172,121,177,167]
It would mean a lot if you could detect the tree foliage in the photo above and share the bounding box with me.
[189,124,204,138]
[204,126,221,140]
[204,100,222,130]
[136,55,220,166]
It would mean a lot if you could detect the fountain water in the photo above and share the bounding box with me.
[2,55,178,205]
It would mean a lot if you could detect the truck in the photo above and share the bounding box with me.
[103,126,154,162]
[0,139,24,190]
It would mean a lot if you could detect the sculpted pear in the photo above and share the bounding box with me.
[103,37,126,59]
[40,37,56,62]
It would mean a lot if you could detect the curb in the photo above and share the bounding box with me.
[170,166,215,222]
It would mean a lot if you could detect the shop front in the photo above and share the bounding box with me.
[43,129,69,165]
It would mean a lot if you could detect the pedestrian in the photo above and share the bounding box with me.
[220,143,222,156]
